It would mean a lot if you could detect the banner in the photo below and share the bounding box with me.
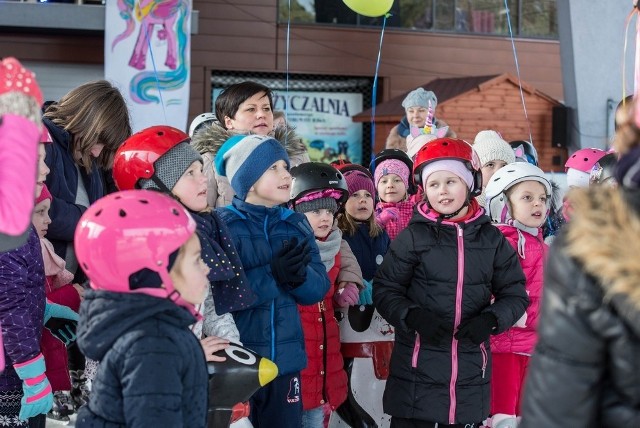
[105,0,192,133]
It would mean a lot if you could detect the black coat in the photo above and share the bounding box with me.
[76,291,208,428]
[373,203,528,424]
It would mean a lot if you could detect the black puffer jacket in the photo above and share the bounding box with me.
[373,202,528,424]
[521,188,640,428]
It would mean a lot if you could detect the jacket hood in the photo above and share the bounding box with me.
[190,123,308,159]
[77,290,197,361]
[564,187,640,335]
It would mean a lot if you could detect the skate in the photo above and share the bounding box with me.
[46,391,73,425]
[70,369,91,411]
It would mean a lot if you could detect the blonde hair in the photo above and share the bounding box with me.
[44,80,131,172]
[337,211,383,238]
[613,98,640,156]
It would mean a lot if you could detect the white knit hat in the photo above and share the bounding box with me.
[472,130,516,166]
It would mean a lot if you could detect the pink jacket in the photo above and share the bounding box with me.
[375,199,415,241]
[490,225,547,355]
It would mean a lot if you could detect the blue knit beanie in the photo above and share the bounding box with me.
[214,134,290,200]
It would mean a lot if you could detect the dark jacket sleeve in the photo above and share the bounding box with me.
[288,234,331,305]
[373,228,420,330]
[520,237,605,428]
[484,232,529,332]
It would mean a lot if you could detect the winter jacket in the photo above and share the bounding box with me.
[191,123,310,208]
[375,200,415,241]
[0,226,46,391]
[76,291,208,428]
[490,225,547,355]
[521,187,640,428]
[373,202,528,424]
[299,228,349,411]
[342,223,390,281]
[385,118,411,152]
[43,117,104,259]
[218,197,330,376]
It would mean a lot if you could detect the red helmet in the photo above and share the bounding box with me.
[113,126,190,191]
[413,138,482,196]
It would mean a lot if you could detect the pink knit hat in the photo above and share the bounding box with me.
[344,170,375,196]
[374,159,410,189]
[420,159,474,190]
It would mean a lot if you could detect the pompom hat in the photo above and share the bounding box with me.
[343,169,375,196]
[473,130,516,166]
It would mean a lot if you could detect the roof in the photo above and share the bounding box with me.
[353,73,560,122]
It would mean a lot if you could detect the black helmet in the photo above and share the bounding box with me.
[589,152,617,186]
[289,162,349,208]
[509,140,539,166]
[369,149,416,194]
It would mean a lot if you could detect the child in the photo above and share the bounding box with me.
[33,185,84,423]
[472,129,516,207]
[484,162,551,428]
[372,138,528,427]
[214,134,330,428]
[370,149,415,240]
[289,162,364,428]
[562,147,607,222]
[74,190,210,426]
[191,81,310,208]
[112,125,254,350]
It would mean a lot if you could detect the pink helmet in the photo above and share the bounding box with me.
[74,190,197,311]
[565,148,607,173]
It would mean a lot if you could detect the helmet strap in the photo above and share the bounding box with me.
[148,175,182,204]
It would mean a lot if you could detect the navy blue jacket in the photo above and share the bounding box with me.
[43,117,104,258]
[76,291,208,428]
[342,223,390,281]
[218,197,330,376]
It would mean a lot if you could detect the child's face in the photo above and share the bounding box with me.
[481,160,508,188]
[424,170,469,218]
[377,173,407,203]
[172,161,208,212]
[32,199,51,239]
[507,181,548,228]
[344,190,374,221]
[170,234,210,305]
[224,91,274,135]
[304,208,335,239]
[245,160,291,207]
[36,144,50,198]
[405,106,429,128]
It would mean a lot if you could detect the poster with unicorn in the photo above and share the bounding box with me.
[105,0,192,133]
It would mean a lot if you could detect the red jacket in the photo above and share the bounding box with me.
[299,252,348,411]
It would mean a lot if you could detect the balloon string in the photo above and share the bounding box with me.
[622,9,634,107]
[504,0,532,145]
[143,22,167,124]
[371,14,388,163]
[285,0,291,146]
[634,8,640,127]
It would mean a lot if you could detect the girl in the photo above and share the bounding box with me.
[472,129,516,207]
[74,190,211,426]
[370,149,415,240]
[484,162,551,428]
[289,162,364,428]
[373,138,528,427]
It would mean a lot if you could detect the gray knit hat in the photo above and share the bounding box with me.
[402,88,437,110]
[294,197,338,214]
[139,142,202,191]
[472,130,516,166]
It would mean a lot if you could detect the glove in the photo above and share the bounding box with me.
[454,312,498,345]
[357,279,373,305]
[376,208,399,227]
[334,282,360,307]
[270,237,312,288]
[405,308,451,345]
[43,302,79,346]
[13,353,53,421]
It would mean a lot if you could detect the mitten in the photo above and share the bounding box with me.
[43,302,79,346]
[454,312,497,345]
[334,282,359,307]
[357,279,373,305]
[376,208,399,227]
[13,353,53,421]
[270,237,312,288]
[405,308,451,345]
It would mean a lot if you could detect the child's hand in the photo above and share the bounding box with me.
[200,336,230,362]
[376,208,399,226]
[358,279,373,305]
[72,283,85,301]
[334,282,359,307]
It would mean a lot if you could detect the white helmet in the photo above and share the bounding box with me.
[484,162,551,223]
[188,112,217,137]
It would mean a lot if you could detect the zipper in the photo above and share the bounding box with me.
[480,343,488,379]
[449,224,465,424]
[412,332,421,368]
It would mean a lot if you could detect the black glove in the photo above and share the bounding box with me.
[45,318,78,346]
[270,237,312,288]
[454,312,497,345]
[405,308,451,345]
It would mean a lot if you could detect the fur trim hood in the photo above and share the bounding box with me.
[564,187,640,335]
[190,123,309,160]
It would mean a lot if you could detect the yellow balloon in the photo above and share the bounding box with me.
[342,0,394,18]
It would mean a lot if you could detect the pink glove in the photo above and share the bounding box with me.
[376,208,399,227]
[334,282,360,308]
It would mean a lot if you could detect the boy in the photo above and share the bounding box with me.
[215,134,330,427]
